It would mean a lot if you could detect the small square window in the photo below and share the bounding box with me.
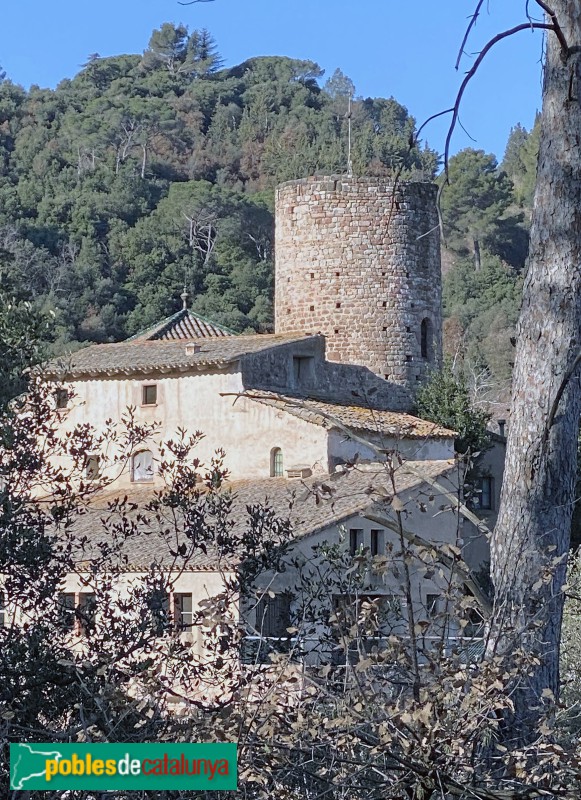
[336,302,341,309]
[142,385,157,406]
[55,389,68,410]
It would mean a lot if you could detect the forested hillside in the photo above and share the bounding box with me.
[0,22,538,383]
[439,117,539,392]
[0,23,436,351]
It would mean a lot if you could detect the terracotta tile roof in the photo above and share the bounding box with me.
[68,460,456,571]
[244,392,456,439]
[45,334,313,379]
[129,309,235,341]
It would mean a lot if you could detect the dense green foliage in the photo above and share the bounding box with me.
[415,359,492,455]
[0,22,542,386]
[439,148,526,270]
[443,253,523,383]
[440,125,539,385]
[0,23,436,351]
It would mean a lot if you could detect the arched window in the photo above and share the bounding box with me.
[270,448,284,478]
[420,318,432,360]
[131,449,154,483]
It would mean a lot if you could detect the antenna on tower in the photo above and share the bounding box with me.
[346,94,353,178]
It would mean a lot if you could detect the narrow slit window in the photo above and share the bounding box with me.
[271,448,283,478]
[421,318,432,360]
[349,528,364,556]
[370,529,384,556]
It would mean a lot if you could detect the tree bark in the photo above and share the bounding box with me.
[473,237,481,271]
[491,2,581,744]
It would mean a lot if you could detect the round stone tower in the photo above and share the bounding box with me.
[274,176,442,390]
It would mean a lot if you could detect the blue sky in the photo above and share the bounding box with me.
[0,0,544,161]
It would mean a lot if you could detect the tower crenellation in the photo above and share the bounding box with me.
[274,176,442,396]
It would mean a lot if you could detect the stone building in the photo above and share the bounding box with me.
[275,176,442,403]
[8,174,496,674]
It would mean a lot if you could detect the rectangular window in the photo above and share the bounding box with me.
[292,356,314,386]
[78,592,96,634]
[471,476,494,510]
[174,593,193,630]
[370,528,384,556]
[148,590,170,635]
[85,455,100,481]
[55,389,69,410]
[131,450,154,483]
[142,384,157,406]
[255,594,292,639]
[349,528,364,556]
[58,593,76,631]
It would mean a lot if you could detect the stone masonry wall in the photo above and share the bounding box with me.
[274,176,442,391]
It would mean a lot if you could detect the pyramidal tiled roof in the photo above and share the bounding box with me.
[130,309,235,342]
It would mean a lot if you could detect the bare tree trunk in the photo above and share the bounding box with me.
[491,1,581,744]
[141,143,147,179]
[473,237,481,271]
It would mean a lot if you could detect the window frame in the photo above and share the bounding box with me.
[142,384,158,406]
[349,528,364,556]
[471,476,494,510]
[174,593,193,631]
[58,592,77,632]
[270,447,284,478]
[254,593,292,640]
[131,449,154,483]
[370,528,384,556]
[55,388,69,410]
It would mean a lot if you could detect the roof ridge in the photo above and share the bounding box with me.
[126,309,237,342]
[125,310,184,342]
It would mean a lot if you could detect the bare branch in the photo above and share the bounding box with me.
[444,22,554,175]
[455,0,487,71]
[534,0,570,53]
